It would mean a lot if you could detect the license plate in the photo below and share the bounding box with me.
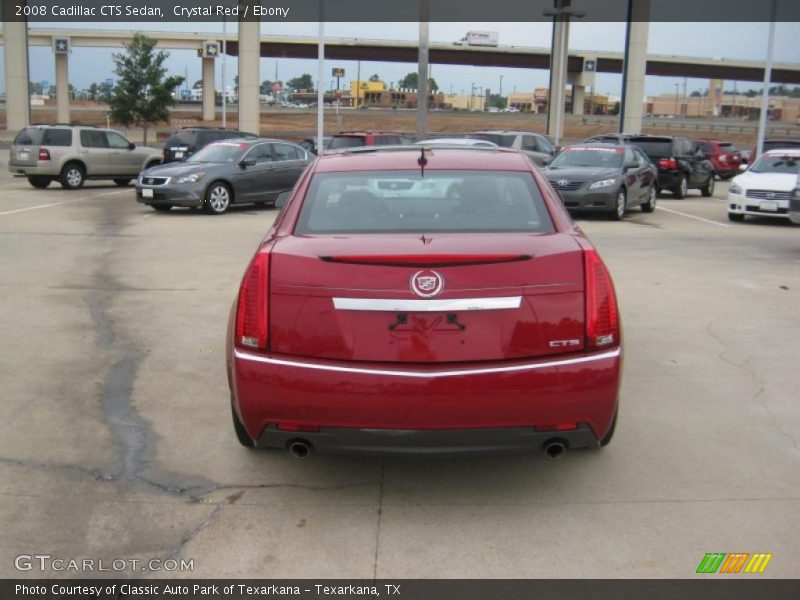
[174,151,184,159]
[18,151,29,160]
[142,188,154,198]
[760,200,778,212]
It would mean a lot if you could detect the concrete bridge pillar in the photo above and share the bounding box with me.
[3,18,30,130]
[237,19,261,135]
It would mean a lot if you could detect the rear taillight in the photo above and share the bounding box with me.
[584,249,619,349]
[235,251,269,351]
[657,157,678,170]
[38,148,50,161]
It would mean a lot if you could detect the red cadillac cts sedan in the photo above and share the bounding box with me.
[226,146,622,458]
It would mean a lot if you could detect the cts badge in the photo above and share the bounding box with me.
[549,339,581,348]
[410,270,444,298]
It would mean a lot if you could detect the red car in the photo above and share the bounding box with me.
[226,147,622,458]
[695,139,742,180]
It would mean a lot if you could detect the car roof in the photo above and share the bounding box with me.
[762,148,800,156]
[314,147,531,173]
[472,130,542,136]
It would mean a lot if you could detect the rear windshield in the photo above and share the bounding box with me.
[295,170,555,234]
[468,134,515,148]
[166,130,198,147]
[630,139,672,158]
[550,146,624,168]
[329,136,366,149]
[749,154,799,174]
[14,127,72,146]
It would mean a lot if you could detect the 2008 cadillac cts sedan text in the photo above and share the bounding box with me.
[226,146,622,459]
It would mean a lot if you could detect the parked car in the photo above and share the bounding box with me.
[136,138,311,214]
[227,146,621,457]
[746,138,800,165]
[466,131,556,167]
[9,124,162,189]
[582,133,637,145]
[789,183,800,225]
[727,149,799,223]
[328,132,414,150]
[626,135,715,198]
[299,136,332,155]
[694,139,742,179]
[543,143,657,220]
[161,127,258,163]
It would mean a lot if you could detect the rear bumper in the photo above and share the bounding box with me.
[230,347,622,451]
[9,162,54,177]
[256,423,600,455]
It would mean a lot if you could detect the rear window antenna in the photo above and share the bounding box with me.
[417,147,428,177]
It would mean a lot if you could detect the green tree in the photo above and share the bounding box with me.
[398,72,438,91]
[287,74,314,92]
[193,79,203,89]
[260,80,273,95]
[489,93,507,109]
[109,33,183,145]
[88,83,99,101]
[29,81,43,95]
[610,101,620,116]
[368,73,382,82]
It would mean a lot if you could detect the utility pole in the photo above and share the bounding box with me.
[674,83,680,116]
[355,60,361,108]
[757,0,777,158]
[416,0,430,138]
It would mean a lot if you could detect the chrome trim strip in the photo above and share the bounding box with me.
[332,296,522,312]
[234,348,621,379]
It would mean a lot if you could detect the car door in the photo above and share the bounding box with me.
[634,147,657,191]
[622,146,648,204]
[78,129,110,176]
[269,143,309,195]
[229,142,277,203]
[104,130,142,175]
[520,135,550,166]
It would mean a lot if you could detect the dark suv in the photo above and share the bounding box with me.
[627,136,714,198]
[162,128,257,163]
[328,132,414,150]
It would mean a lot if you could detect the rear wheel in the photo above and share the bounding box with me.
[700,175,715,197]
[672,174,688,199]
[641,185,656,213]
[608,188,626,221]
[114,178,132,187]
[27,176,51,189]
[204,182,232,214]
[728,212,745,222]
[150,204,172,212]
[231,404,255,448]
[60,163,85,190]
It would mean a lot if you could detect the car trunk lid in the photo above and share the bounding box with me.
[268,233,586,363]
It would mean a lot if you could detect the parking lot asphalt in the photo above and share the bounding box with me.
[1,148,798,579]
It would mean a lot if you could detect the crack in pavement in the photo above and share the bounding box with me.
[705,319,799,452]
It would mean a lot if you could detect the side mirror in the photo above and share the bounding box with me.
[239,158,256,168]
[275,191,291,209]
[128,142,136,150]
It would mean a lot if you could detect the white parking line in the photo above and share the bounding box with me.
[0,189,129,216]
[656,205,731,228]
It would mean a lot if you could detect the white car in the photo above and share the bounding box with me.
[727,149,800,223]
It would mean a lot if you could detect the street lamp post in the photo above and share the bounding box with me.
[674,83,680,117]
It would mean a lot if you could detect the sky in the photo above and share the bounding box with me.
[2,21,799,98]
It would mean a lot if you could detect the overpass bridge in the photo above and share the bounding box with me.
[3,26,797,134]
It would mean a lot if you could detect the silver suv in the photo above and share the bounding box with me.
[9,125,162,190]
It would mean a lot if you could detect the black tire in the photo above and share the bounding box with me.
[728,212,745,222]
[608,188,627,221]
[204,182,232,214]
[114,178,132,187]
[27,176,51,189]
[600,410,617,447]
[60,162,85,190]
[231,404,255,448]
[700,175,715,197]
[641,185,657,213]
[672,174,688,199]
[150,204,173,212]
